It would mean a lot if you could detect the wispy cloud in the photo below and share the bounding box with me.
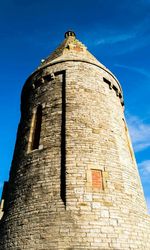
[139,160,150,175]
[115,64,150,79]
[126,115,150,152]
[95,33,136,45]
[92,15,150,55]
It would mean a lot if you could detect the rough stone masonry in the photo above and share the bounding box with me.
[0,31,150,249]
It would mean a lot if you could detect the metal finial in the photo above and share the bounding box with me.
[64,31,76,38]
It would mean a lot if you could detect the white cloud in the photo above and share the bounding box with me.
[126,115,150,152]
[139,160,150,175]
[115,64,150,79]
[95,33,136,46]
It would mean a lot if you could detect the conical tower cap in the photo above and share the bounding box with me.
[38,31,109,71]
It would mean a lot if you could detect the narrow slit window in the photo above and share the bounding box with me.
[92,170,104,190]
[28,105,42,151]
[123,118,134,161]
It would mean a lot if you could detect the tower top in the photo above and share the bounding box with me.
[32,31,122,94]
[38,30,107,71]
[64,30,76,38]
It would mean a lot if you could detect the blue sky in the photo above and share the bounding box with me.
[0,0,150,212]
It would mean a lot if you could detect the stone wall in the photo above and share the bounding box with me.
[0,59,150,249]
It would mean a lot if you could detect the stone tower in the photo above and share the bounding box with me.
[0,31,150,250]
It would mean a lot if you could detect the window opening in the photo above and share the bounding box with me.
[123,118,134,161]
[28,105,42,152]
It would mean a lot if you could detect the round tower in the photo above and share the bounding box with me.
[0,31,150,250]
